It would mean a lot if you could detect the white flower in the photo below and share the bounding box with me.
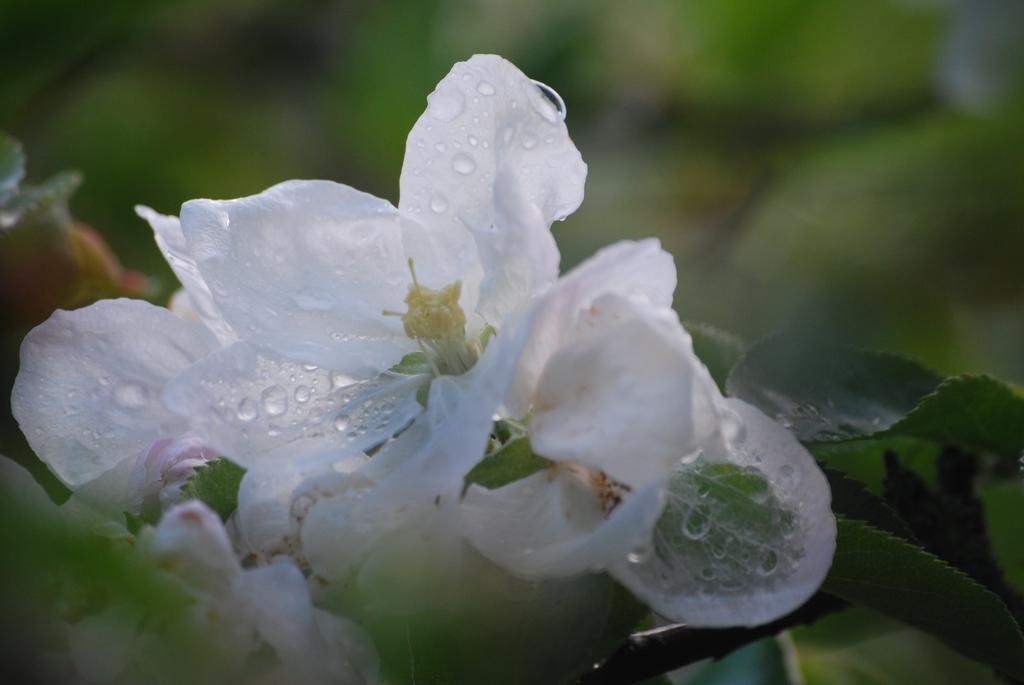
[12,55,585,550]
[459,244,837,627]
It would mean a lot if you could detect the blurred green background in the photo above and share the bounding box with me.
[1,0,1022,682]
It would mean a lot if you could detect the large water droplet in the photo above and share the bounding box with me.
[476,81,495,96]
[261,385,288,416]
[528,79,566,123]
[429,194,449,213]
[451,153,476,175]
[334,414,351,432]
[113,382,148,408]
[294,385,311,403]
[237,398,259,422]
[427,88,464,122]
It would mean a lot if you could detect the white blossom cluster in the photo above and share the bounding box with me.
[9,55,835,683]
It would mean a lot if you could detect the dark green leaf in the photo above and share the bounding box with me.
[886,375,1024,459]
[464,438,550,491]
[727,336,941,442]
[823,518,1024,678]
[822,467,914,540]
[687,321,744,392]
[181,458,246,521]
[728,337,1024,459]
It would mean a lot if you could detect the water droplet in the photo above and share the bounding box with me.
[699,566,716,581]
[113,382,148,408]
[758,550,779,576]
[528,79,566,122]
[476,81,495,96]
[237,398,259,422]
[451,153,476,175]
[626,541,652,564]
[334,414,351,432]
[434,141,447,153]
[429,194,449,213]
[294,385,311,403]
[682,507,712,540]
[427,88,464,122]
[302,363,318,371]
[467,134,479,147]
[261,385,288,416]
[520,132,537,149]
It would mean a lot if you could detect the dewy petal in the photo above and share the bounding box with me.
[12,299,218,487]
[530,294,721,489]
[179,180,421,374]
[135,205,237,344]
[461,469,664,579]
[504,239,677,417]
[163,341,426,468]
[399,54,587,325]
[609,398,837,628]
[235,452,368,559]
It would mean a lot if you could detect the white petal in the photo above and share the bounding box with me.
[461,469,664,579]
[236,453,368,559]
[504,239,676,417]
[233,560,379,685]
[163,341,426,468]
[136,205,237,344]
[12,299,217,487]
[399,54,586,324]
[610,399,837,627]
[179,180,419,374]
[145,500,240,595]
[530,294,722,489]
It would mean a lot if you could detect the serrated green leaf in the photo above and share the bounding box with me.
[464,438,550,490]
[0,131,25,202]
[390,351,430,375]
[822,466,914,540]
[687,321,744,392]
[823,518,1024,678]
[181,459,246,521]
[885,375,1024,459]
[727,337,1024,460]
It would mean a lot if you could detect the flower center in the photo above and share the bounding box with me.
[385,259,483,376]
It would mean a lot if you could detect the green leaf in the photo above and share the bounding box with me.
[822,467,914,540]
[823,518,1024,678]
[727,336,941,442]
[687,321,744,392]
[0,131,25,202]
[727,337,1024,459]
[464,438,550,491]
[389,351,430,375]
[885,375,1024,459]
[181,459,246,521]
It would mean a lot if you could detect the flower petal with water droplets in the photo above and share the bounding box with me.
[400,54,586,326]
[163,341,427,468]
[609,398,836,627]
[179,180,422,374]
[12,299,217,487]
